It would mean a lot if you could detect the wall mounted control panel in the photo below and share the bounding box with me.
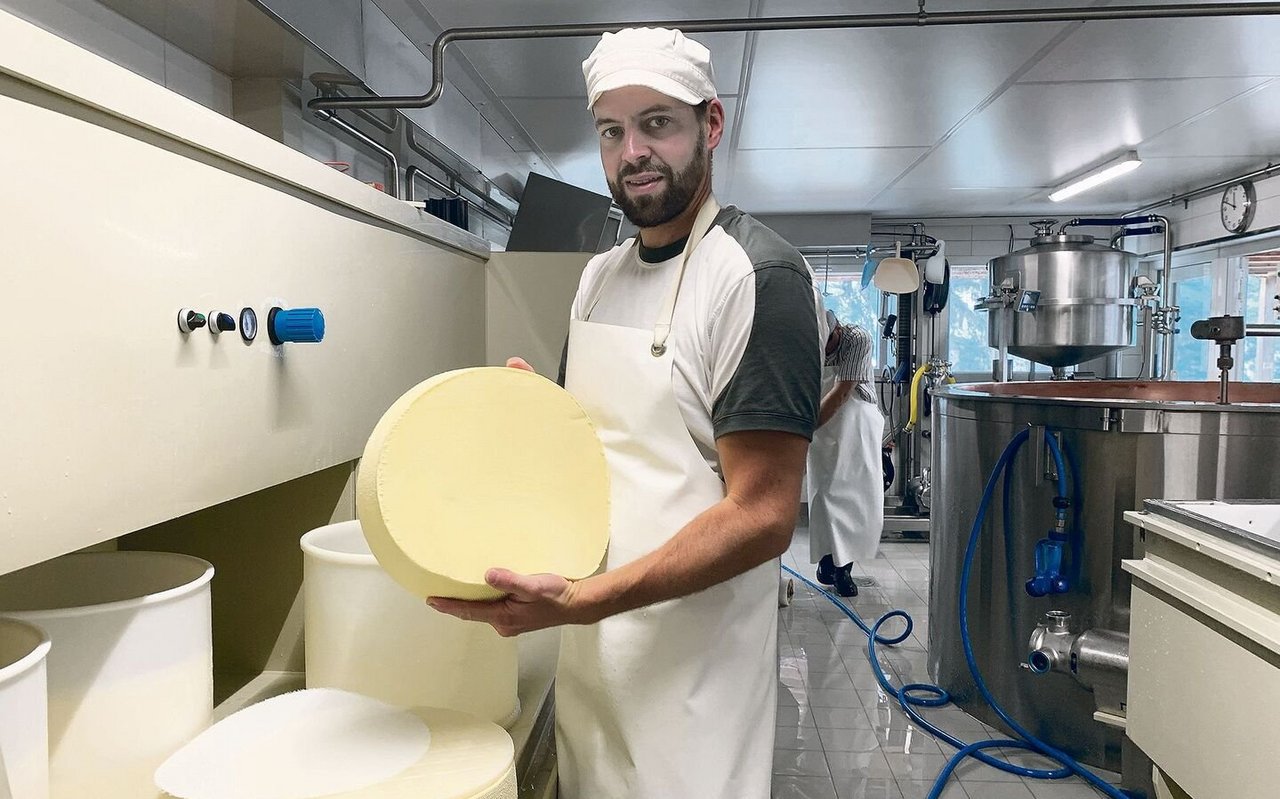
[177,306,324,346]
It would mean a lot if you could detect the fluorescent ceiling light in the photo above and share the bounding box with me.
[1048,151,1142,202]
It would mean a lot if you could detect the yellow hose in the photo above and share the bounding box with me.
[905,363,932,431]
[904,365,957,431]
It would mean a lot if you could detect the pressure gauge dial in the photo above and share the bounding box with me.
[1221,180,1256,234]
[239,307,258,343]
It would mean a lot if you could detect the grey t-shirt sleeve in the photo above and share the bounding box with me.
[710,262,821,440]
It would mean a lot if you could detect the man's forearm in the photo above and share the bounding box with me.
[575,491,794,622]
[817,381,854,427]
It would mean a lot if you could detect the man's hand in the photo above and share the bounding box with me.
[506,357,535,372]
[428,568,591,637]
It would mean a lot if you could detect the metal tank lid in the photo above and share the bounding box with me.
[1030,233,1095,247]
[933,381,1280,411]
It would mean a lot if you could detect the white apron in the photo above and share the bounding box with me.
[557,199,778,799]
[807,368,885,566]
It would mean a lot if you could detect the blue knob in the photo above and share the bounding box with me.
[268,307,325,345]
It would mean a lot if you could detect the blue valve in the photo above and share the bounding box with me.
[1025,536,1070,597]
[268,307,325,345]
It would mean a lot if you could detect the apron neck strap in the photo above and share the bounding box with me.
[651,196,720,357]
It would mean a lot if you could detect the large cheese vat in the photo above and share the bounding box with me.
[929,381,1280,771]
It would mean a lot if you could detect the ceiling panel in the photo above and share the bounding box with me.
[736,21,1071,149]
[420,1,753,97]
[726,147,926,214]
[420,0,753,27]
[893,77,1267,190]
[1140,79,1280,158]
[448,33,748,99]
[1022,14,1280,82]
[408,0,1280,218]
[757,0,1106,15]
[868,187,1039,217]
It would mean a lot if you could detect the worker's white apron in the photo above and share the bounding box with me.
[557,198,778,799]
[807,369,885,566]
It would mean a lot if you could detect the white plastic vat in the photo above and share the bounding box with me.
[0,552,214,799]
[0,617,50,799]
[301,521,519,726]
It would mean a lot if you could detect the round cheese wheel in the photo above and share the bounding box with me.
[357,367,610,600]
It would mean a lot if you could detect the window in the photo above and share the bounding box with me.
[1167,253,1280,382]
[1242,253,1280,381]
[1168,264,1213,381]
[805,256,883,369]
[948,265,1032,377]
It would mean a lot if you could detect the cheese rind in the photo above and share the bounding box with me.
[357,367,610,600]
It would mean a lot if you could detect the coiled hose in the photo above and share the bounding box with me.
[782,426,1131,799]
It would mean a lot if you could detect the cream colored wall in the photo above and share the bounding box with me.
[0,9,488,575]
[485,252,593,379]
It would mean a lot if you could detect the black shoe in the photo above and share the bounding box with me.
[816,554,836,585]
[833,565,858,598]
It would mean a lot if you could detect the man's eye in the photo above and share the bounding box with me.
[646,117,671,130]
[600,127,622,140]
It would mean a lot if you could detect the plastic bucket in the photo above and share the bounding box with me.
[0,617,50,799]
[0,552,214,799]
[301,521,519,726]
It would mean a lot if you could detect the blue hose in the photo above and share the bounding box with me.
[782,426,1132,799]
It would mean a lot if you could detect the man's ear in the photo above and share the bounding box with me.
[705,98,726,150]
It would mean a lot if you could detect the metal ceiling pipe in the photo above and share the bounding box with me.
[310,3,1280,111]
[314,108,401,199]
[1127,162,1280,216]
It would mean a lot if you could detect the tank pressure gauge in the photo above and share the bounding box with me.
[239,307,258,343]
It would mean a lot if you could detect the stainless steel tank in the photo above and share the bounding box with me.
[929,381,1280,771]
[987,233,1137,367]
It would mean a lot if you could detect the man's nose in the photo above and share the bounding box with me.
[621,129,652,163]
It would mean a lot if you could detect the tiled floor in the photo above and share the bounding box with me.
[773,528,1120,799]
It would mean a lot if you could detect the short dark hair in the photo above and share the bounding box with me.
[693,100,709,122]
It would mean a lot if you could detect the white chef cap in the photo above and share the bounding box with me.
[582,27,717,110]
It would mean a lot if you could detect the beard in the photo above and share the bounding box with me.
[608,135,709,228]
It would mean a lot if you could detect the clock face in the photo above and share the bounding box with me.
[1221,181,1256,234]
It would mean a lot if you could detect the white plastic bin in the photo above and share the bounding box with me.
[0,617,50,799]
[0,552,214,799]
[301,521,519,726]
